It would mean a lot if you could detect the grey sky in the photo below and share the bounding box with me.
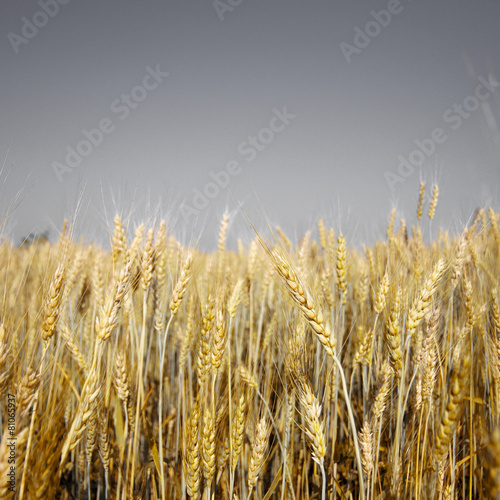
[1,0,500,247]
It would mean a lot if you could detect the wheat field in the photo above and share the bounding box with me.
[1,186,500,499]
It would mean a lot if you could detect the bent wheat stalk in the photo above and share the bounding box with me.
[266,243,365,500]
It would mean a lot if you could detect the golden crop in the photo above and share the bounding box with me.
[0,191,499,499]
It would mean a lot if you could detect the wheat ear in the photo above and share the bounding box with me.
[296,378,327,500]
[417,182,425,221]
[407,259,445,336]
[269,246,335,357]
[428,184,439,220]
[201,408,216,493]
[435,353,470,461]
[247,417,270,498]
[183,399,201,499]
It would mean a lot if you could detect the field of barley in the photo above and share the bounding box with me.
[1,186,500,499]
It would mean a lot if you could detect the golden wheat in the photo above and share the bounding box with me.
[0,197,498,499]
